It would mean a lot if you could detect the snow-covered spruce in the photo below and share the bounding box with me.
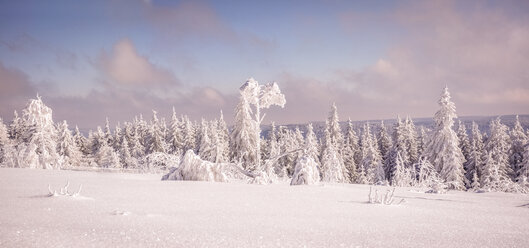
[422,87,466,190]
[162,149,229,182]
[290,155,320,185]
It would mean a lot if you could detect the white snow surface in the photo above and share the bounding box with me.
[1,168,529,248]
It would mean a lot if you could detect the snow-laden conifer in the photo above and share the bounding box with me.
[510,115,527,178]
[423,87,466,190]
[57,120,82,167]
[361,123,385,184]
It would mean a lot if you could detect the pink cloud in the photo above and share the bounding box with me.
[97,39,179,86]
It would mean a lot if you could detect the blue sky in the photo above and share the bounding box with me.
[1,0,528,129]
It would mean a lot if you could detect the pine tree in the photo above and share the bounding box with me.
[392,152,415,187]
[9,110,26,144]
[73,125,90,156]
[404,116,419,165]
[377,121,392,169]
[385,117,409,182]
[104,117,113,146]
[147,110,166,154]
[230,95,258,171]
[456,120,471,187]
[326,103,344,151]
[423,87,466,190]
[198,119,215,162]
[0,118,10,165]
[120,136,135,169]
[517,144,529,183]
[466,122,484,185]
[343,120,359,183]
[510,115,527,178]
[56,120,82,167]
[22,96,60,169]
[304,123,321,169]
[182,116,197,154]
[168,107,183,155]
[216,111,230,163]
[96,143,120,168]
[482,118,512,185]
[417,126,427,159]
[321,121,347,183]
[361,122,384,184]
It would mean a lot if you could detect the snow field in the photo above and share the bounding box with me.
[1,168,529,247]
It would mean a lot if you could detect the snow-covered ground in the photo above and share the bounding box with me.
[1,168,528,248]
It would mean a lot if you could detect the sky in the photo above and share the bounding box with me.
[0,0,528,129]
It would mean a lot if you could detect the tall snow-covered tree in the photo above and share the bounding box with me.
[73,125,89,156]
[96,142,120,168]
[0,118,10,165]
[104,117,113,146]
[56,120,82,167]
[168,107,183,155]
[361,123,384,184]
[326,103,344,151]
[517,144,529,184]
[482,118,512,184]
[182,115,196,153]
[456,121,471,187]
[377,121,392,168]
[343,120,360,183]
[321,120,347,183]
[510,115,527,178]
[417,126,427,160]
[9,110,26,144]
[216,111,230,163]
[404,116,419,165]
[467,122,485,185]
[198,119,215,162]
[147,110,166,154]
[385,117,409,182]
[304,123,320,169]
[423,87,466,190]
[232,78,286,173]
[21,96,60,169]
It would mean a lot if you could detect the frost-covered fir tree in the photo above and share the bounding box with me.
[423,87,465,190]
[467,122,485,184]
[385,116,409,182]
[21,96,60,169]
[404,116,419,165]
[416,157,440,188]
[343,120,360,183]
[198,119,216,162]
[104,117,113,146]
[119,137,136,169]
[112,122,123,151]
[482,118,512,184]
[417,126,427,159]
[216,111,230,163]
[129,123,145,158]
[277,126,298,176]
[326,103,344,151]
[147,110,166,154]
[457,120,471,187]
[96,143,120,168]
[232,78,286,174]
[510,115,527,178]
[377,121,392,169]
[0,118,10,165]
[290,154,320,186]
[167,107,183,155]
[361,123,385,184]
[9,110,26,144]
[73,125,90,156]
[304,123,321,169]
[56,120,82,167]
[517,144,529,184]
[392,152,415,187]
[320,120,347,183]
[268,122,280,160]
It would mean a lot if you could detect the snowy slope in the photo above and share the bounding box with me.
[1,168,528,247]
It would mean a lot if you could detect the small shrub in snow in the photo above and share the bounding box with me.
[162,150,228,182]
[47,181,82,197]
[368,186,405,205]
[290,155,320,186]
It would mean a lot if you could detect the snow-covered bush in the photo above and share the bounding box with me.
[162,150,228,182]
[291,155,320,185]
[368,186,404,205]
[140,152,180,173]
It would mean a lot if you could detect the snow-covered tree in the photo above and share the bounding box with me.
[423,87,466,190]
[21,96,60,169]
[385,117,409,182]
[277,126,298,177]
[343,120,359,183]
[361,123,385,184]
[290,154,320,185]
[9,110,26,144]
[466,122,484,185]
[304,123,320,169]
[377,121,392,168]
[232,78,286,174]
[216,111,230,163]
[96,143,120,168]
[167,107,183,155]
[320,120,347,183]
[73,125,89,156]
[119,136,136,169]
[517,144,529,184]
[417,126,427,159]
[198,119,216,162]
[482,118,512,185]
[181,116,196,153]
[104,117,113,146]
[147,110,167,154]
[0,118,10,165]
[56,120,82,167]
[392,152,415,187]
[404,117,419,165]
[510,115,527,178]
[456,120,471,187]
[416,157,441,188]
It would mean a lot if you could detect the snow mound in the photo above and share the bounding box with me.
[162,150,228,182]
[290,155,320,185]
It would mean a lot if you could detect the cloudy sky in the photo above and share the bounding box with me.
[1,0,528,129]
